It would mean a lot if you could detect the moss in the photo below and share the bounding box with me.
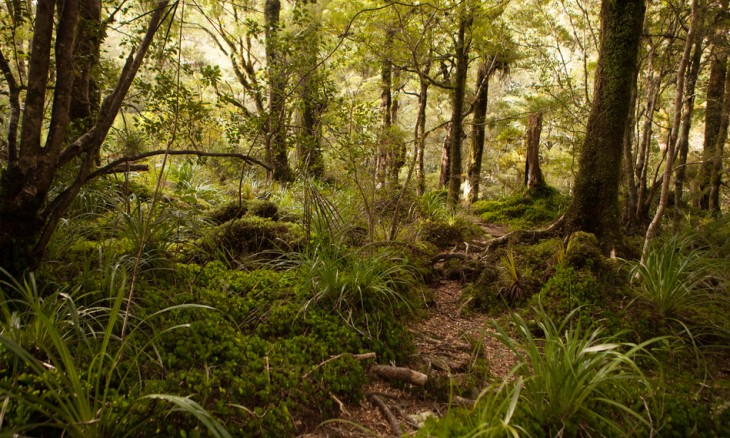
[206,216,304,260]
[472,189,568,230]
[564,231,603,271]
[208,202,248,224]
[530,266,599,324]
[420,220,464,249]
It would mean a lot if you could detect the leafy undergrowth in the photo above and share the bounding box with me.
[427,223,730,437]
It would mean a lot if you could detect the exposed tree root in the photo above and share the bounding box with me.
[482,214,566,253]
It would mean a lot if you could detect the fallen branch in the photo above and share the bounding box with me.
[304,352,376,378]
[371,364,428,386]
[368,393,402,436]
[483,214,566,253]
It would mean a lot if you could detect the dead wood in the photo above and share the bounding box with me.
[368,393,403,436]
[371,364,428,386]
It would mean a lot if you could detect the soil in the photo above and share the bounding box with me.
[307,278,517,437]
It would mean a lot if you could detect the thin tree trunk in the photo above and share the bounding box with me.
[673,28,704,226]
[525,112,546,192]
[467,60,490,204]
[635,74,661,224]
[623,82,638,226]
[415,69,430,196]
[643,0,699,262]
[710,62,730,213]
[377,41,393,188]
[439,122,452,189]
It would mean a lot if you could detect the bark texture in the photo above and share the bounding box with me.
[566,0,646,247]
[447,14,470,208]
[467,60,491,204]
[525,112,546,191]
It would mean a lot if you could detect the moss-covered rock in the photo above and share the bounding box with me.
[207,216,304,259]
[419,220,464,249]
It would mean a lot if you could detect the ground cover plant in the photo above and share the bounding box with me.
[2,0,730,435]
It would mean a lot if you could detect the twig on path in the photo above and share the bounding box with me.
[368,393,403,436]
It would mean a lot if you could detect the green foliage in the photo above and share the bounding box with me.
[629,236,725,321]
[420,220,465,249]
[472,188,567,230]
[0,267,225,437]
[533,265,599,323]
[493,309,657,436]
[204,216,305,261]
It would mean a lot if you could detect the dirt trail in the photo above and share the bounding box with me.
[311,276,517,437]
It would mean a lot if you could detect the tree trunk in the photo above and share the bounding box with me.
[635,71,661,225]
[265,0,292,182]
[447,14,470,208]
[388,68,404,186]
[415,69,430,196]
[467,60,490,204]
[622,82,638,227]
[297,6,324,179]
[643,0,699,261]
[566,0,645,249]
[525,112,546,192]
[710,61,730,213]
[699,54,727,209]
[673,28,703,226]
[0,0,171,276]
[439,122,452,189]
[377,44,393,189]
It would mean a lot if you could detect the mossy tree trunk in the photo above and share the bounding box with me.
[698,32,727,209]
[566,0,645,248]
[466,60,491,204]
[447,13,471,208]
[265,0,292,182]
[296,5,325,179]
[415,64,431,196]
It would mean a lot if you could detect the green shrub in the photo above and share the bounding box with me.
[493,309,657,436]
[208,202,248,224]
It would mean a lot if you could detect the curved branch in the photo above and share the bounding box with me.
[89,149,271,181]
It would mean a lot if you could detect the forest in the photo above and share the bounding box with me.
[0,0,729,436]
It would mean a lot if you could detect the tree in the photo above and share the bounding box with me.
[524,112,546,191]
[265,0,293,182]
[0,0,173,274]
[565,0,646,248]
[447,10,471,208]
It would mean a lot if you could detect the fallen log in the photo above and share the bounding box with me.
[371,364,428,386]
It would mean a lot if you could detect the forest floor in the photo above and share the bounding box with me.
[312,223,517,437]
[312,280,517,437]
